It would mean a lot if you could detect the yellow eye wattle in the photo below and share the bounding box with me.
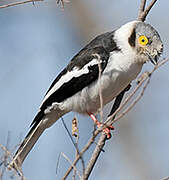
[138,35,148,46]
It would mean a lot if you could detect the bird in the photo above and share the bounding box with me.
[8,20,163,171]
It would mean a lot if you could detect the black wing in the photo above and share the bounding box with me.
[31,31,120,126]
[41,46,109,111]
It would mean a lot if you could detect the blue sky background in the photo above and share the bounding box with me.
[0,0,169,180]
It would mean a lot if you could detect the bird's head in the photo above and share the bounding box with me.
[128,21,163,65]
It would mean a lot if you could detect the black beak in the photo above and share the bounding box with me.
[146,52,158,65]
[150,55,158,65]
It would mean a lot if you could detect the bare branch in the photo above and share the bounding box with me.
[82,133,106,180]
[63,57,169,180]
[60,152,82,179]
[81,58,169,180]
[92,53,104,122]
[138,0,146,18]
[1,0,164,179]
[105,58,169,126]
[70,53,109,180]
[138,0,158,21]
[162,176,169,180]
[56,0,70,9]
[106,71,149,125]
[72,117,84,179]
[0,0,43,9]
[108,84,131,117]
[61,131,99,180]
[0,132,10,179]
[97,54,104,122]
[61,117,85,175]
[113,59,169,123]
[0,141,27,180]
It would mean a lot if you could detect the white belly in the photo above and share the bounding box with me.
[62,51,143,115]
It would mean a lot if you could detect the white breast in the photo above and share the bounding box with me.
[61,50,143,115]
[57,21,144,115]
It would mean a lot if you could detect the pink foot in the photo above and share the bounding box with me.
[88,113,114,139]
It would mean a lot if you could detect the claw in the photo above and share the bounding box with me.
[88,113,114,139]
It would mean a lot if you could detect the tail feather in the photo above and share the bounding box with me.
[8,120,46,171]
[30,110,44,127]
[8,105,65,171]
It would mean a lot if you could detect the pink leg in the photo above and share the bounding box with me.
[88,113,114,139]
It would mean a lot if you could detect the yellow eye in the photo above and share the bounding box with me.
[138,35,149,46]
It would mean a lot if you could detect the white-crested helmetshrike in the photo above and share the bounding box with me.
[9,21,163,170]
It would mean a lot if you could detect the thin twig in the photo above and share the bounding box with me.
[61,117,79,154]
[62,85,129,179]
[0,143,27,180]
[114,75,150,123]
[108,84,131,117]
[0,0,43,9]
[61,131,99,180]
[72,118,81,180]
[82,85,132,180]
[103,58,169,127]
[138,0,158,21]
[56,0,70,9]
[162,176,169,180]
[56,153,61,175]
[138,0,146,18]
[93,53,104,122]
[0,132,10,180]
[82,133,106,180]
[112,59,169,123]
[142,0,158,20]
[104,57,168,127]
[61,152,82,179]
[61,117,85,177]
[62,57,169,180]
[97,55,104,122]
[105,71,149,125]
[81,88,130,179]
[80,58,169,180]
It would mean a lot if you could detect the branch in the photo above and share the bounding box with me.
[163,176,169,180]
[82,133,107,179]
[0,0,43,9]
[82,58,169,180]
[62,83,131,179]
[81,2,163,177]
[80,85,131,179]
[61,117,85,175]
[1,0,163,179]
[0,136,27,180]
[138,0,158,22]
[57,0,70,9]
[138,0,146,17]
[61,130,99,180]
[60,152,82,179]
[108,84,131,117]
[0,132,10,179]
[62,57,169,180]
[105,57,169,126]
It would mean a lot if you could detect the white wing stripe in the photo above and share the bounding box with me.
[41,58,99,105]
